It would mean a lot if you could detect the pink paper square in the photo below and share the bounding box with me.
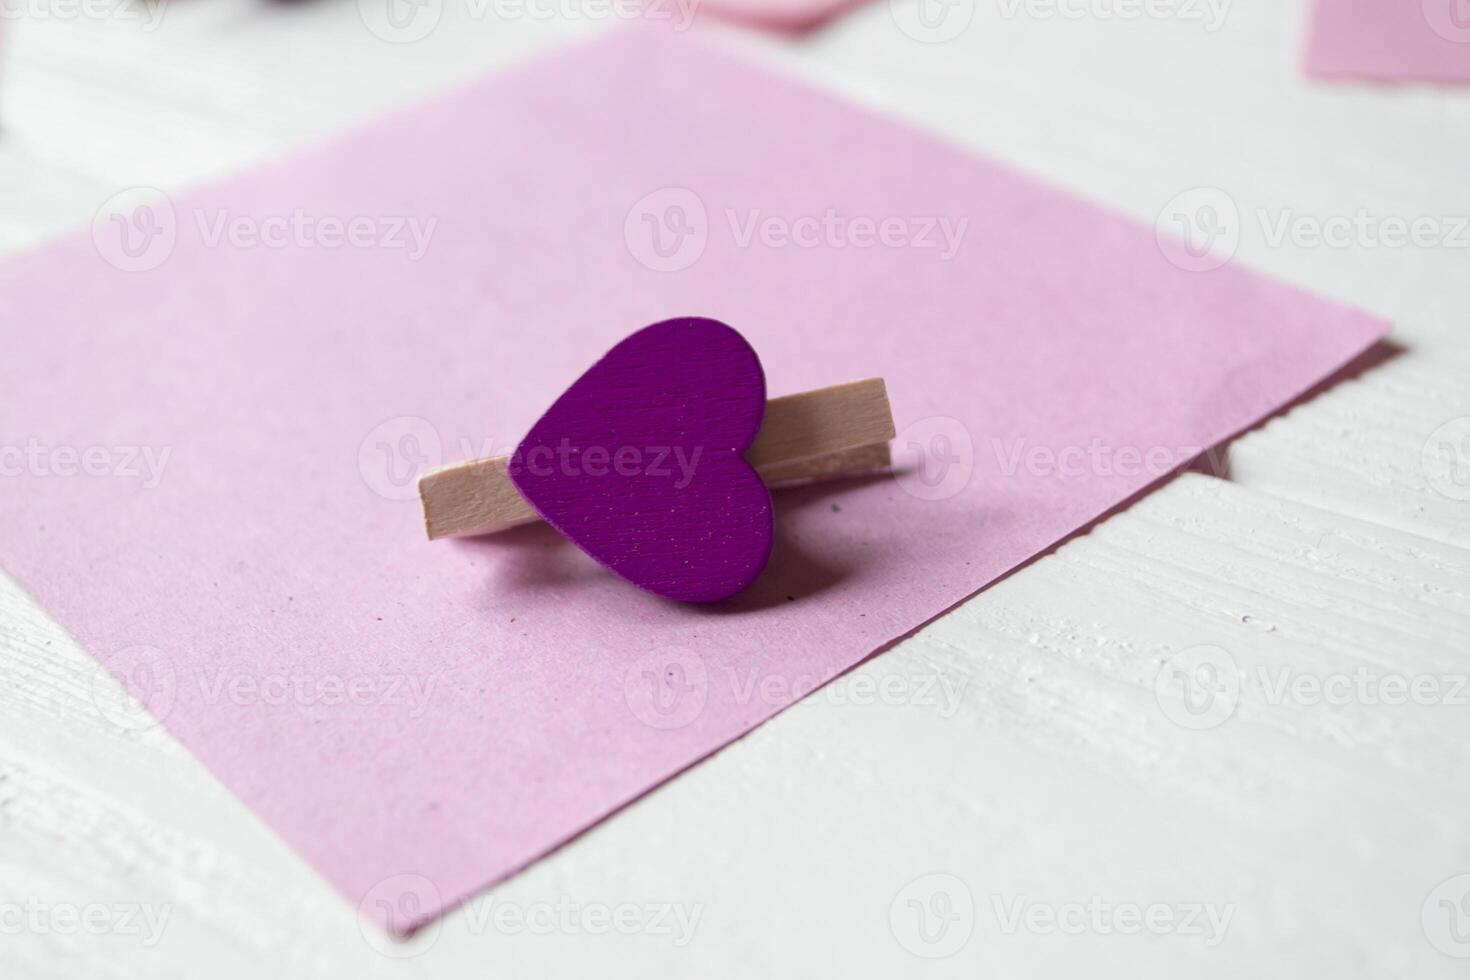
[1305,0,1470,82]
[0,27,1386,933]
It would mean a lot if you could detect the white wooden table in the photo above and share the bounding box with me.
[2,2,1468,976]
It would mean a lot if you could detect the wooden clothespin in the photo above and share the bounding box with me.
[417,317,894,602]
[419,377,893,539]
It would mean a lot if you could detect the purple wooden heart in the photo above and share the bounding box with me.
[508,317,773,603]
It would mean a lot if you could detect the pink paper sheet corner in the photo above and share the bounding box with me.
[1305,0,1470,83]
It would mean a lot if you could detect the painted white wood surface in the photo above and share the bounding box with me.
[2,1,1468,976]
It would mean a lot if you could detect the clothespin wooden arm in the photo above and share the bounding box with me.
[418,377,894,540]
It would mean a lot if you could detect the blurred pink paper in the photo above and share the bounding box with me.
[0,27,1385,933]
[686,0,864,31]
[1305,0,1470,82]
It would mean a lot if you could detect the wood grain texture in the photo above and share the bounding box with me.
[420,455,540,538]
[759,440,893,486]
[419,378,894,539]
[745,378,895,470]
[4,475,1467,978]
[2,2,1468,977]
